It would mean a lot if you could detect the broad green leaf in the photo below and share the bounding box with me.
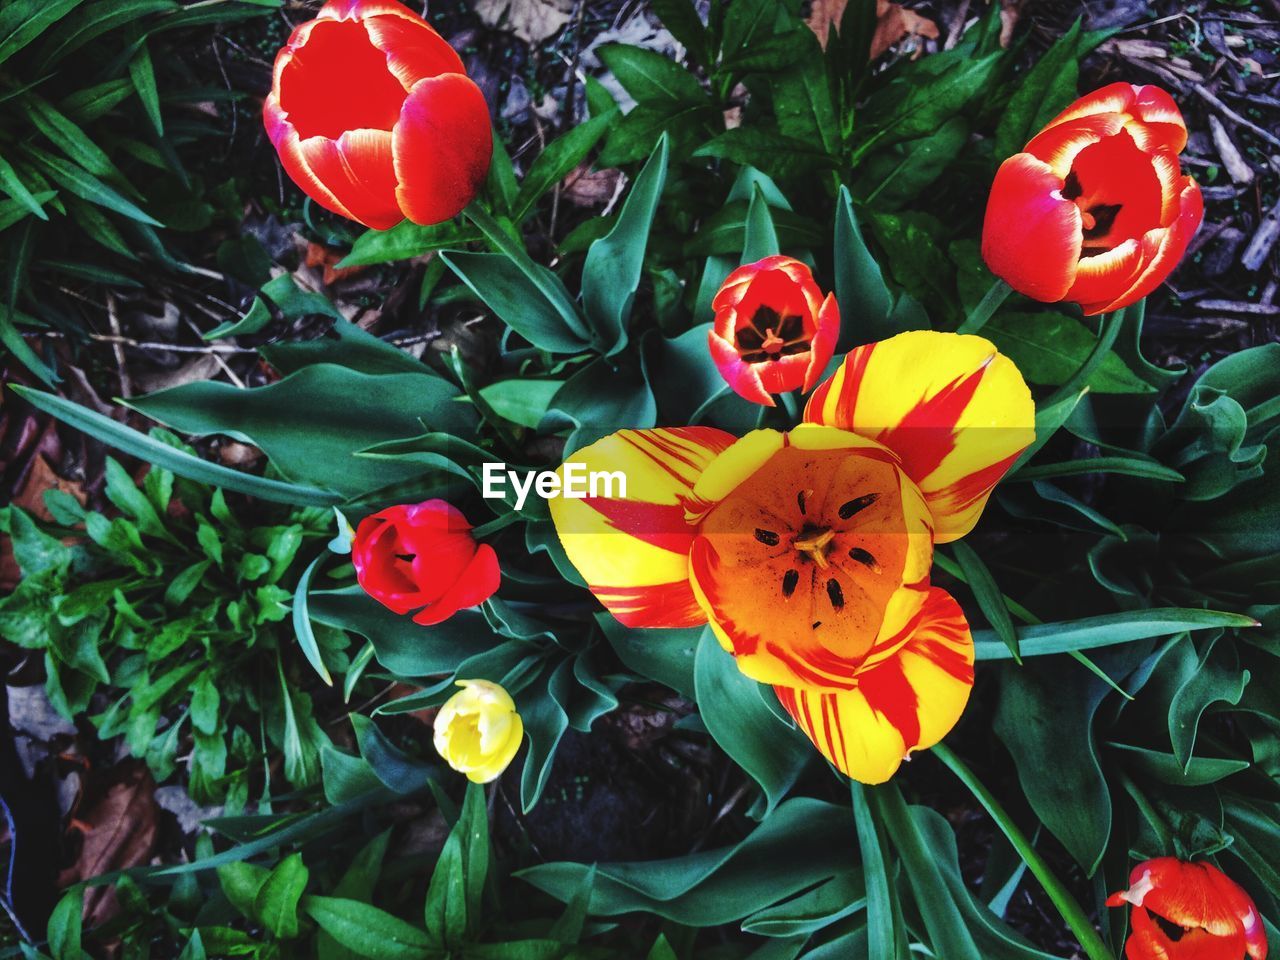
[741,184,779,264]
[851,784,904,960]
[694,631,808,817]
[129,42,163,133]
[46,888,83,960]
[293,554,333,686]
[303,896,434,960]
[0,305,57,386]
[10,386,340,506]
[1011,456,1183,483]
[255,853,310,939]
[597,43,706,105]
[340,219,473,268]
[1108,742,1249,786]
[582,133,669,354]
[950,541,1020,661]
[126,364,475,498]
[424,781,488,946]
[986,311,1155,394]
[647,0,712,66]
[693,127,837,180]
[994,20,1084,159]
[596,613,699,699]
[513,110,615,221]
[0,0,84,66]
[475,380,563,430]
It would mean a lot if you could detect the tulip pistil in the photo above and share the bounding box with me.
[736,307,809,364]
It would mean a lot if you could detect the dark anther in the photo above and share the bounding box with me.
[811,621,822,630]
[1061,170,1083,201]
[1151,913,1185,942]
[735,327,766,350]
[797,490,808,515]
[395,553,416,562]
[838,493,880,520]
[848,547,879,569]
[826,578,844,610]
[782,569,799,597]
[776,314,804,341]
[754,528,780,546]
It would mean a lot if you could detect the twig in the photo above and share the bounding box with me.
[1193,84,1280,150]
[184,318,245,388]
[1207,115,1255,184]
[105,293,132,399]
[1242,201,1280,271]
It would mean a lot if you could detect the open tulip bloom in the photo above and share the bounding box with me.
[982,82,1203,315]
[264,0,492,229]
[550,331,1034,783]
[1108,857,1268,960]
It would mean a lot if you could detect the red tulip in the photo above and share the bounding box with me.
[352,500,499,625]
[708,256,840,407]
[1107,857,1268,960]
[264,0,492,229]
[982,83,1203,315]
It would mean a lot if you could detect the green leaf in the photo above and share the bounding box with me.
[475,380,563,430]
[986,311,1155,394]
[994,19,1083,159]
[255,853,310,939]
[24,145,160,225]
[340,219,473,268]
[694,630,808,816]
[597,43,706,105]
[851,784,905,960]
[294,554,333,686]
[9,386,341,507]
[46,887,83,960]
[0,154,49,221]
[693,127,837,180]
[440,250,592,353]
[648,0,712,66]
[126,364,475,499]
[596,614,699,700]
[23,95,118,178]
[424,781,488,947]
[950,542,1020,662]
[0,0,83,66]
[517,797,858,925]
[513,110,615,221]
[741,184,779,264]
[1108,742,1249,787]
[581,133,669,354]
[218,861,269,920]
[0,304,57,387]
[974,608,1257,660]
[1011,456,1183,483]
[304,896,434,960]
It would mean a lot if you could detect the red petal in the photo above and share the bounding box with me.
[318,0,416,19]
[412,543,500,626]
[1064,239,1144,306]
[708,329,775,406]
[275,17,406,140]
[982,154,1082,302]
[1080,177,1202,315]
[392,73,493,225]
[363,11,466,88]
[755,352,809,395]
[1025,113,1128,178]
[264,95,358,222]
[1130,85,1189,153]
[1068,128,1165,250]
[298,129,403,230]
[1040,82,1138,132]
[803,293,840,392]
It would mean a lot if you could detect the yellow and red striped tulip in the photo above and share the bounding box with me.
[1107,857,1268,960]
[549,331,1034,783]
[709,256,840,406]
[264,0,492,229]
[982,83,1203,315]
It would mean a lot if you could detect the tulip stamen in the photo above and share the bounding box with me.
[781,569,800,597]
[848,547,882,573]
[754,528,780,546]
[735,307,810,363]
[838,493,880,520]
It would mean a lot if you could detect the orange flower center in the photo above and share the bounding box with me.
[695,446,911,675]
[734,306,810,363]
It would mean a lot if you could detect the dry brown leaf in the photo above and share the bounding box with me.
[305,242,366,287]
[474,0,575,44]
[562,164,626,209]
[806,0,939,59]
[59,761,159,927]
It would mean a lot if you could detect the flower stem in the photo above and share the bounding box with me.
[472,511,523,539]
[957,278,1012,335]
[931,742,1116,960]
[778,389,800,426]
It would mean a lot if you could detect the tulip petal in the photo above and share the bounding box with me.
[550,427,736,629]
[412,543,500,626]
[319,0,415,19]
[1025,113,1128,178]
[1080,177,1202,315]
[982,154,1083,302]
[1065,238,1144,307]
[363,11,467,89]
[392,73,493,226]
[298,129,403,230]
[1040,81,1138,132]
[805,331,1035,542]
[263,95,358,222]
[803,293,840,392]
[773,587,974,783]
[708,330,775,406]
[1130,85,1189,153]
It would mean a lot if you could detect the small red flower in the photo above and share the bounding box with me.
[1107,857,1268,960]
[708,255,840,407]
[352,500,499,625]
[982,83,1203,315]
[263,0,492,229]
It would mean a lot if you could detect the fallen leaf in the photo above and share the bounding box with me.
[562,164,626,209]
[474,0,575,44]
[59,760,159,928]
[305,242,366,287]
[806,0,939,58]
[13,455,86,521]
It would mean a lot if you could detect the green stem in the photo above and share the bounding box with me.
[932,743,1116,960]
[956,278,1012,335]
[1044,306,1127,407]
[777,389,800,427]
[472,511,523,539]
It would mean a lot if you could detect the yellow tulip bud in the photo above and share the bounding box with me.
[432,679,523,783]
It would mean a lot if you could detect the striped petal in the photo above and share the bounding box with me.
[982,153,1083,302]
[1064,238,1144,307]
[804,331,1035,542]
[773,587,974,784]
[1040,81,1140,131]
[550,427,735,628]
[392,73,493,226]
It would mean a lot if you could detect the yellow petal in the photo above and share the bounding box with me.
[805,331,1034,542]
[550,427,734,628]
